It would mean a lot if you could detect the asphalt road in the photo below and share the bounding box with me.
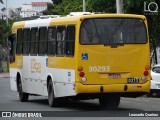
[0,77,160,120]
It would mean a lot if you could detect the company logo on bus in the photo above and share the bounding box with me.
[31,59,41,73]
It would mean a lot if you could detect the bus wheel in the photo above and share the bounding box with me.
[99,94,120,110]
[48,79,58,107]
[18,77,29,102]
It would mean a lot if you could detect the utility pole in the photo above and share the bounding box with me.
[6,0,9,72]
[6,0,8,24]
[83,0,86,12]
[116,0,124,14]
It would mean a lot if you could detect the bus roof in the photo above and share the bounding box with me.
[12,13,146,30]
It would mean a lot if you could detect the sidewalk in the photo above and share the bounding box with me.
[0,73,10,78]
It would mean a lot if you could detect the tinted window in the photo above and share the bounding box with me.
[23,29,30,55]
[80,18,147,45]
[8,34,16,63]
[66,26,75,56]
[39,27,47,55]
[152,67,160,73]
[16,29,23,54]
[30,28,38,55]
[47,27,56,55]
[56,26,66,56]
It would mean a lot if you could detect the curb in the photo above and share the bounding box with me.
[0,76,10,78]
[0,73,10,78]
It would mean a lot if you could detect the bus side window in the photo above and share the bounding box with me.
[66,25,75,56]
[16,29,23,54]
[30,28,38,55]
[47,27,56,55]
[8,34,16,63]
[39,27,47,55]
[56,26,66,56]
[23,28,30,55]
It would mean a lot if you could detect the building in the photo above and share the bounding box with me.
[20,4,36,18]
[32,2,48,13]
[20,2,48,18]
[21,4,32,11]
[0,2,50,19]
[20,10,38,18]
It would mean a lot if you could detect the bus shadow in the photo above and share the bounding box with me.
[28,98,142,111]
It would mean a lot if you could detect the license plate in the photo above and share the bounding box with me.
[108,74,121,79]
[127,78,139,83]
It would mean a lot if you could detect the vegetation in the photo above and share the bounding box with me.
[44,0,84,15]
[0,19,10,47]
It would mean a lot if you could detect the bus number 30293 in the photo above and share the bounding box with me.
[89,66,110,72]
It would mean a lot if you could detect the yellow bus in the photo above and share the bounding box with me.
[9,12,150,109]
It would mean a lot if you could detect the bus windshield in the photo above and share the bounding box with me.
[80,18,147,45]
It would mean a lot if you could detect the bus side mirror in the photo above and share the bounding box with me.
[10,57,15,63]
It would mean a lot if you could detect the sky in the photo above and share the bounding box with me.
[0,0,52,9]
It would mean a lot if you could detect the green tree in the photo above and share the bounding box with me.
[88,0,116,13]
[44,0,116,15]
[0,19,10,47]
[43,3,55,15]
[52,0,62,5]
[43,0,84,15]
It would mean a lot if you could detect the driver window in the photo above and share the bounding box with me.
[8,34,16,63]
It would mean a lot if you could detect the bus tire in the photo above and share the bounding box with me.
[99,94,120,110]
[18,77,29,102]
[48,79,58,107]
[146,93,152,97]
